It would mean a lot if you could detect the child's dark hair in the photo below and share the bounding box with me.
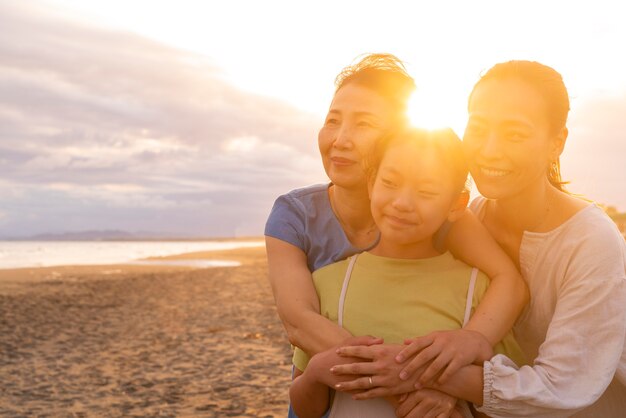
[365,126,469,193]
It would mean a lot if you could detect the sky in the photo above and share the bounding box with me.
[1,0,625,238]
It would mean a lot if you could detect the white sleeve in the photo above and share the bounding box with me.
[478,225,626,417]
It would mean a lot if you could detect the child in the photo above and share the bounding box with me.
[289,127,525,418]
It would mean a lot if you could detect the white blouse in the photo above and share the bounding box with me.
[472,200,626,417]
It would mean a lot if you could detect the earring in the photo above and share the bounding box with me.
[549,160,559,180]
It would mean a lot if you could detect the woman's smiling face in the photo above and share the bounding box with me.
[318,83,395,189]
[463,77,561,200]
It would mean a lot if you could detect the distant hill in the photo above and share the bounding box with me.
[0,230,256,242]
[13,230,138,241]
[1,230,186,241]
[609,212,626,222]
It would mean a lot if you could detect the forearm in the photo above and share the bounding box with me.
[464,271,528,346]
[287,309,352,355]
[290,369,330,418]
[431,364,484,405]
[266,236,351,355]
[292,345,387,418]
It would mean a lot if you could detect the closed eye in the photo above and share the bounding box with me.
[465,123,487,137]
[325,117,340,126]
[418,190,439,197]
[505,130,528,142]
[381,177,397,188]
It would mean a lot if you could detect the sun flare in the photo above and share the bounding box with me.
[406,88,467,136]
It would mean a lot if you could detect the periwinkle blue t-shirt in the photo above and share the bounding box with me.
[265,183,379,272]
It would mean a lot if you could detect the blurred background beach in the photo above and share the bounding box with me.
[1,0,625,417]
[0,240,293,417]
[0,239,263,270]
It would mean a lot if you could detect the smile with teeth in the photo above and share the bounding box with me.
[480,166,511,177]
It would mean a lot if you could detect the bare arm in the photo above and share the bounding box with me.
[395,209,529,384]
[430,364,485,405]
[290,338,385,418]
[265,236,350,355]
[289,363,331,418]
[446,209,529,345]
[395,389,467,418]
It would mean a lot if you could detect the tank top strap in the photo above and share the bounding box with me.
[463,267,479,327]
[338,253,360,327]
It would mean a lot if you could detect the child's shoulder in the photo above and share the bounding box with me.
[312,257,351,277]
[311,257,353,293]
[444,252,488,276]
[444,253,490,290]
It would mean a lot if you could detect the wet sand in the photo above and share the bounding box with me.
[0,245,292,417]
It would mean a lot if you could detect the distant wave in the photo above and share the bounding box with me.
[0,240,263,269]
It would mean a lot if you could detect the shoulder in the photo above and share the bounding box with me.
[264,183,329,247]
[445,252,483,273]
[569,203,620,231]
[313,257,350,278]
[265,183,330,227]
[441,253,492,295]
[437,253,489,285]
[558,204,625,257]
[548,204,626,283]
[312,258,351,295]
[277,183,330,206]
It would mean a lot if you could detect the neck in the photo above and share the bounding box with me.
[370,239,440,260]
[489,178,560,233]
[330,184,375,232]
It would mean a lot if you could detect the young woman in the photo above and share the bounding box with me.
[332,60,626,417]
[265,54,528,416]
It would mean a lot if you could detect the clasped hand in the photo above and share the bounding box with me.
[323,342,461,418]
[331,329,492,397]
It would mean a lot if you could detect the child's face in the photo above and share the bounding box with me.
[370,141,464,255]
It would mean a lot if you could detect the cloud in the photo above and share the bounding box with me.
[0,3,325,237]
[3,2,624,239]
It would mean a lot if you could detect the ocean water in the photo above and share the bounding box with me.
[0,240,264,269]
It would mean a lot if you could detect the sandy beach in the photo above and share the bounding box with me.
[0,245,293,417]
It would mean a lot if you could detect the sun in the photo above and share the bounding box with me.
[406,87,467,136]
